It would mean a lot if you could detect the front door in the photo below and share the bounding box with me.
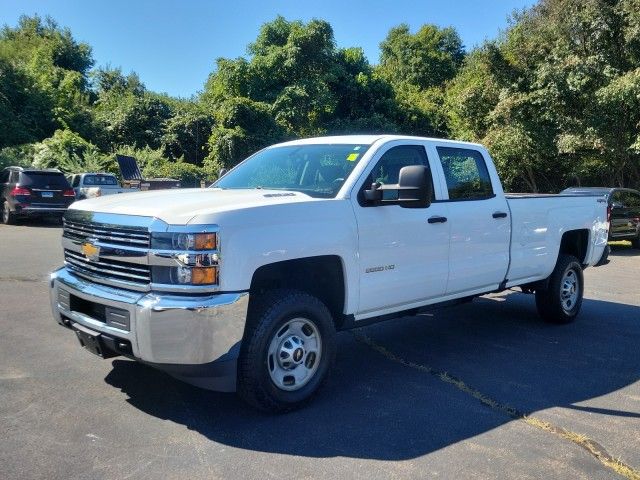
[352,143,450,319]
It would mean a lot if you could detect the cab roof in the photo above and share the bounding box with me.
[273,134,484,148]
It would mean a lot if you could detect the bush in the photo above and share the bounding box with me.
[0,144,37,170]
[32,129,116,174]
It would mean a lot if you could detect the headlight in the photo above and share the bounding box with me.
[151,232,217,250]
[150,230,219,287]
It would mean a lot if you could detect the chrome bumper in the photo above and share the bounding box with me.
[49,267,249,391]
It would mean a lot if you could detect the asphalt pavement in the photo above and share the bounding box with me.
[0,221,638,479]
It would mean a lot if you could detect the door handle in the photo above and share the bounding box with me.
[492,212,508,219]
[428,216,448,224]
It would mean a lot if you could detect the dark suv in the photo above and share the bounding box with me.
[562,187,640,248]
[1,167,76,224]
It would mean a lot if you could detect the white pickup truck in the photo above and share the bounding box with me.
[49,135,609,412]
[68,172,131,199]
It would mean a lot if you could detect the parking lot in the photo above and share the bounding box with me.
[1,222,638,480]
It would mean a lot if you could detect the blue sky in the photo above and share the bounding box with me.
[0,0,534,98]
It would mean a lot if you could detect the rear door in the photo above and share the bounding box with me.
[20,172,69,207]
[430,145,511,295]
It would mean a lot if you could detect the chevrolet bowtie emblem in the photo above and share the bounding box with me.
[81,241,100,261]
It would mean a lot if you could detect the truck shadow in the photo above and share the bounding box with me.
[8,217,62,228]
[105,293,640,461]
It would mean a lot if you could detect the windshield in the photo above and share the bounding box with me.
[213,144,371,198]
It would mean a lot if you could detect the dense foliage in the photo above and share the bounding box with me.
[1,3,639,191]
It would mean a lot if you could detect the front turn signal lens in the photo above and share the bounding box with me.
[191,267,217,285]
[194,233,216,250]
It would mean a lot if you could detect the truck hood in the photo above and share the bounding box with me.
[69,188,319,224]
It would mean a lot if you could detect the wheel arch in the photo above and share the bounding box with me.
[247,255,348,330]
[559,229,590,265]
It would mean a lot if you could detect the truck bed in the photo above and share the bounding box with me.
[504,194,609,288]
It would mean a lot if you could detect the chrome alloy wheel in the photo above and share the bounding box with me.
[2,203,9,223]
[560,268,579,312]
[267,317,322,391]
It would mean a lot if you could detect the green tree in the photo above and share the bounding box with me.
[204,97,284,174]
[203,16,399,144]
[162,100,214,165]
[93,68,173,149]
[0,15,94,140]
[446,0,640,190]
[32,129,114,174]
[378,23,465,89]
[377,24,465,137]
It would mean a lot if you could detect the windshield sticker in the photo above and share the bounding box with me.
[353,146,361,150]
[347,153,359,162]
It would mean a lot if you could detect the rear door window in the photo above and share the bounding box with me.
[436,147,494,200]
[19,172,70,189]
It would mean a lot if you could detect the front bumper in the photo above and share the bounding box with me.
[49,267,249,391]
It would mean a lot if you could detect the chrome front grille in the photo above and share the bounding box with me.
[64,249,151,285]
[63,219,150,248]
[61,211,220,293]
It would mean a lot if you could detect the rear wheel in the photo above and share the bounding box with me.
[535,254,583,324]
[238,289,336,412]
[2,201,16,225]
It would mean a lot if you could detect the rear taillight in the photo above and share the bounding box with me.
[606,204,612,224]
[10,186,31,196]
[63,189,76,197]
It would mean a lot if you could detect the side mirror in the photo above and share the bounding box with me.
[364,165,432,208]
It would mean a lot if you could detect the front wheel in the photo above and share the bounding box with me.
[632,235,640,249]
[535,254,584,324]
[237,289,336,412]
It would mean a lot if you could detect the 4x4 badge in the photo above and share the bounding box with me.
[81,241,100,262]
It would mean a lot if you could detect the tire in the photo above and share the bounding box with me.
[632,235,640,249]
[237,289,336,413]
[535,254,584,324]
[2,201,16,225]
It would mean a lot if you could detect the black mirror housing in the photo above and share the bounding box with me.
[396,165,432,208]
[363,165,432,208]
